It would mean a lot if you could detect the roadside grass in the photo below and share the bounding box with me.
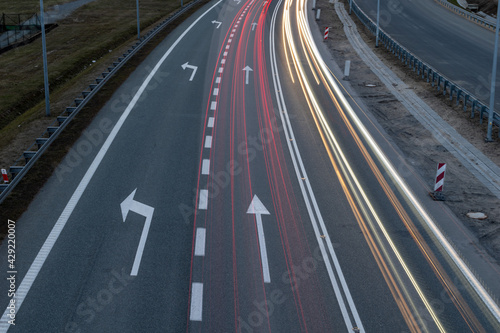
[0,0,209,242]
[0,0,182,134]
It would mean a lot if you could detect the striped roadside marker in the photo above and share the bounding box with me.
[1,169,8,184]
[430,163,446,201]
[324,27,329,41]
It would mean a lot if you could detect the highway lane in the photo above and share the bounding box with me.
[352,0,500,109]
[1,0,500,332]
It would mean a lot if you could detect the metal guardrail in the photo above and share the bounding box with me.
[0,0,201,203]
[433,0,496,30]
[350,0,500,137]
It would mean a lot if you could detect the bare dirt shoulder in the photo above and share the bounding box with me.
[319,0,500,262]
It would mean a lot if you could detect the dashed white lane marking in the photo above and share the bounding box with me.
[230,34,234,37]
[232,29,236,32]
[221,59,226,64]
[194,228,207,256]
[218,67,224,73]
[228,39,232,43]
[213,88,219,96]
[198,190,208,210]
[216,77,221,83]
[208,117,215,128]
[202,159,210,175]
[224,51,228,56]
[190,282,204,321]
[226,45,230,49]
[204,136,212,148]
[235,24,238,27]
[211,101,217,110]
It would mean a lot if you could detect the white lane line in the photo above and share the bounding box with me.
[210,101,217,110]
[232,29,236,32]
[204,136,212,148]
[190,282,204,321]
[228,39,232,43]
[202,159,210,175]
[235,24,238,27]
[198,190,208,210]
[221,59,226,64]
[216,77,221,84]
[207,117,215,128]
[194,228,206,256]
[224,51,228,56]
[269,1,363,331]
[218,67,224,73]
[230,33,234,37]
[0,1,224,330]
[225,45,230,49]
[213,88,219,96]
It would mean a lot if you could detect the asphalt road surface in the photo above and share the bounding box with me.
[0,0,499,332]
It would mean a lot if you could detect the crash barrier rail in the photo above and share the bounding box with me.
[0,1,200,203]
[350,0,500,136]
[433,0,496,31]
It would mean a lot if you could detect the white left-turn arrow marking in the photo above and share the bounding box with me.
[181,62,198,81]
[211,20,222,29]
[121,189,155,276]
[243,66,253,85]
[247,195,271,283]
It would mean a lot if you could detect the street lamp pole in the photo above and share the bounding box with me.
[136,0,140,40]
[40,0,50,116]
[487,4,500,141]
[375,0,380,47]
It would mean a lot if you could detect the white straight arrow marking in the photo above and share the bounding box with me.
[211,20,222,29]
[120,189,155,276]
[247,195,271,283]
[243,66,253,85]
[181,62,198,81]
[251,22,258,31]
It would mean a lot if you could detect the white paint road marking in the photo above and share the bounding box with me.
[207,117,215,128]
[211,20,222,29]
[198,190,208,210]
[218,67,224,73]
[210,101,217,110]
[194,228,206,256]
[243,66,253,85]
[221,59,226,64]
[190,282,204,321]
[0,1,223,330]
[228,38,232,43]
[202,159,210,175]
[181,62,198,81]
[223,51,228,56]
[232,29,236,32]
[247,195,271,283]
[120,189,155,276]
[213,88,219,96]
[204,136,212,148]
[230,33,234,37]
[216,77,221,83]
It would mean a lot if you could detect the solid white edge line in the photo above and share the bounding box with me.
[190,282,204,321]
[198,190,208,210]
[0,1,223,331]
[269,0,363,331]
[194,228,206,256]
[202,159,210,175]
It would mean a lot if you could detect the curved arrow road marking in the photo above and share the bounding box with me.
[121,189,155,276]
[181,62,198,81]
[247,195,271,283]
[0,1,223,330]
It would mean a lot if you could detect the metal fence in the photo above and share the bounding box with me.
[0,13,42,50]
[350,0,500,137]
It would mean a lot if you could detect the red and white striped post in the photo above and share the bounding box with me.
[431,163,446,200]
[1,169,9,184]
[324,27,329,41]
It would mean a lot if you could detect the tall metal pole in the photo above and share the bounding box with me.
[487,4,500,141]
[40,0,50,116]
[375,0,380,47]
[136,0,140,40]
